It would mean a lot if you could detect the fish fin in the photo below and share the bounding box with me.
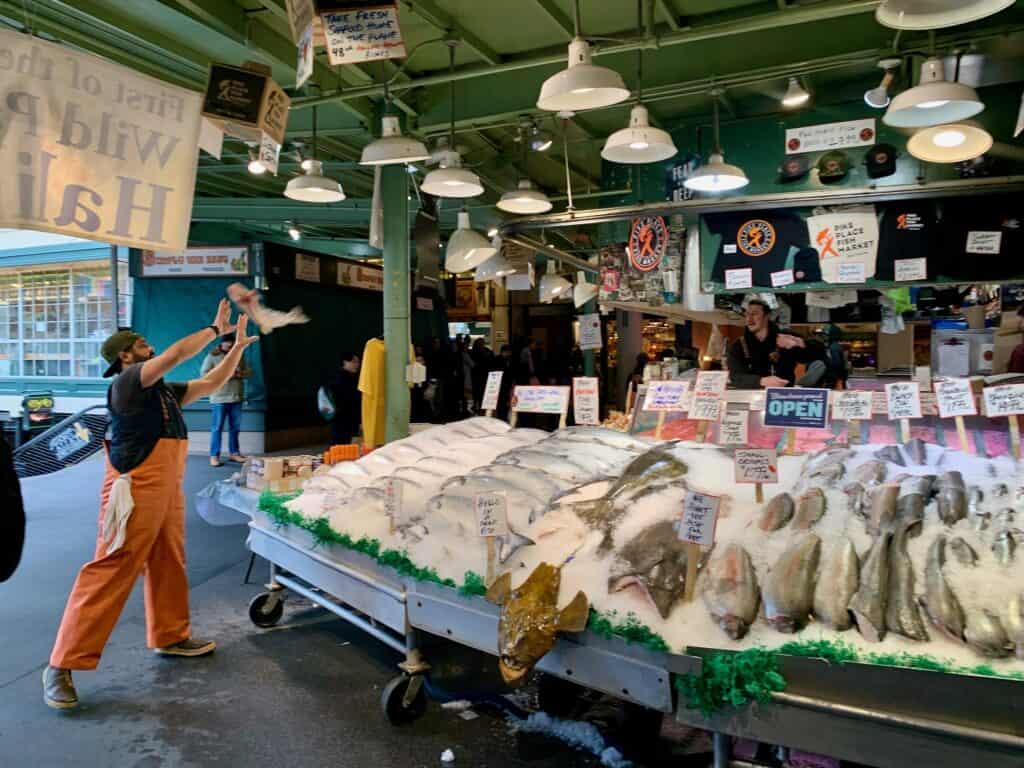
[485,572,512,605]
[557,591,590,633]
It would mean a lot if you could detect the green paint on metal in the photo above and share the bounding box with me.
[382,164,411,443]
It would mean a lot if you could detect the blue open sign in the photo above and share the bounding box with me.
[764,387,830,429]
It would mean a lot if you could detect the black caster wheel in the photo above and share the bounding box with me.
[381,674,427,725]
[248,592,284,628]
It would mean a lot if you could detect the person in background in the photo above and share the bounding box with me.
[44,302,256,711]
[328,351,361,445]
[630,352,649,387]
[727,299,810,389]
[518,338,539,385]
[1,431,24,583]
[470,338,492,413]
[461,339,475,415]
[201,334,250,467]
[1008,306,1024,373]
[494,345,514,420]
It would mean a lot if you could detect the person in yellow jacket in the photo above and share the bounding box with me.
[359,338,386,449]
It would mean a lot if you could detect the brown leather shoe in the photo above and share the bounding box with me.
[43,665,78,710]
[155,637,217,657]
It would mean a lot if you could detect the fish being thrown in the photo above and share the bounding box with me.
[487,563,589,685]
[608,520,705,620]
[227,283,309,334]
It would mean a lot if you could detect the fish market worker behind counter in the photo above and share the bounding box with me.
[727,299,822,389]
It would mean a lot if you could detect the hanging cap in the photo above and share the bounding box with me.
[864,143,897,178]
[816,150,850,182]
[778,154,810,183]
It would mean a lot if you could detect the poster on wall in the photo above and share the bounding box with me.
[337,262,383,291]
[806,206,879,284]
[295,253,320,282]
[141,247,250,277]
[785,118,876,154]
[322,3,407,66]
[0,30,202,251]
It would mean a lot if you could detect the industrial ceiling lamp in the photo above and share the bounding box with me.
[601,5,677,165]
[474,240,517,282]
[539,260,571,303]
[285,107,345,202]
[498,180,553,214]
[907,121,993,162]
[287,223,301,241]
[529,123,553,152]
[445,210,497,274]
[884,56,984,128]
[683,93,749,193]
[876,0,1015,30]
[537,0,629,112]
[360,115,431,166]
[420,43,484,199]
[782,77,811,108]
[247,146,267,175]
[573,270,598,308]
[864,59,902,109]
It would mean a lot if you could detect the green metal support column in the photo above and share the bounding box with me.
[382,164,410,442]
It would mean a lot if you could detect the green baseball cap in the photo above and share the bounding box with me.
[101,329,142,378]
[816,150,850,182]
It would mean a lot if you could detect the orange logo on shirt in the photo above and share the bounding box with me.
[816,228,839,259]
[737,220,776,257]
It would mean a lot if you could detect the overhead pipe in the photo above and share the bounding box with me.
[291,0,882,110]
[502,234,599,275]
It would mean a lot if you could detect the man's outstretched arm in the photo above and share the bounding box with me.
[140,299,235,388]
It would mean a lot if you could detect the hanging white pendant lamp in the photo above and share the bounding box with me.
[445,210,496,274]
[573,270,598,308]
[884,57,984,128]
[474,239,517,282]
[421,150,484,198]
[538,38,630,112]
[906,122,993,163]
[684,96,749,193]
[285,159,345,202]
[360,115,431,166]
[864,59,902,109]
[602,105,677,164]
[497,180,553,214]
[876,0,1015,30]
[781,77,810,108]
[539,260,571,303]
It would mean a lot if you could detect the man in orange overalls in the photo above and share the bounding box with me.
[43,300,257,710]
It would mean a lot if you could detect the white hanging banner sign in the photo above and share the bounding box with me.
[579,313,602,350]
[322,4,408,66]
[296,24,315,89]
[0,29,202,251]
[784,118,876,154]
[285,0,317,44]
[806,206,879,284]
[935,378,977,418]
[572,376,600,426]
[481,370,503,411]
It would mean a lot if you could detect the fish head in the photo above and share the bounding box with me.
[719,614,749,640]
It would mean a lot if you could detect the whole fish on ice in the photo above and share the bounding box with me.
[791,488,826,530]
[762,534,820,633]
[903,438,930,466]
[874,445,905,467]
[758,493,795,531]
[853,460,887,486]
[865,484,899,536]
[487,563,589,685]
[949,537,979,567]
[848,531,891,642]
[920,536,965,643]
[1007,594,1024,660]
[964,609,1013,658]
[812,537,859,631]
[885,519,929,641]
[608,520,704,619]
[936,471,967,526]
[702,544,760,640]
[227,283,309,334]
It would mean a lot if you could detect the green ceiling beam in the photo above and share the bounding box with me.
[400,0,501,66]
[198,161,362,174]
[656,0,682,32]
[531,0,574,39]
[191,197,418,226]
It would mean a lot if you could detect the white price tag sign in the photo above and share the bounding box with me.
[679,491,720,547]
[935,378,977,418]
[770,269,795,288]
[690,396,724,422]
[831,390,873,421]
[579,313,602,350]
[734,449,779,484]
[481,370,503,411]
[474,492,509,538]
[643,381,691,412]
[886,381,922,420]
[512,386,570,415]
[383,478,404,526]
[718,411,749,445]
[966,231,1002,255]
[983,384,1024,417]
[694,370,729,398]
[835,262,866,284]
[894,258,927,282]
[725,268,753,290]
[572,377,600,425]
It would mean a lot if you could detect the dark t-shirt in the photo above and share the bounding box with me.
[110,363,188,439]
[706,211,812,285]
[935,195,1022,281]
[874,201,937,282]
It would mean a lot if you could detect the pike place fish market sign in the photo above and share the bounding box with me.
[763,387,830,429]
[628,215,668,272]
[0,30,202,251]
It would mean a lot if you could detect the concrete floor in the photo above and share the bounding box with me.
[2,455,706,768]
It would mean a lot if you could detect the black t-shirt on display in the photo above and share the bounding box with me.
[705,210,812,286]
[875,201,937,282]
[935,195,1023,281]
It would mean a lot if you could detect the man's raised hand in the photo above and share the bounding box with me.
[213,298,236,336]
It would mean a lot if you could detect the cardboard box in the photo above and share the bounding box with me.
[993,311,1022,374]
[202,62,291,145]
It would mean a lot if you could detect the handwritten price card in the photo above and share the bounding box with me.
[718,411,749,445]
[885,382,922,420]
[572,377,600,425]
[474,492,509,538]
[678,490,720,547]
[512,386,570,414]
[734,449,779,484]
[643,381,691,412]
[383,478,404,526]
[481,370,503,411]
[983,384,1024,417]
[935,378,977,418]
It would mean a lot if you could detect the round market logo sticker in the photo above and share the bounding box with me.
[860,127,875,142]
[628,216,668,272]
[737,219,776,257]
